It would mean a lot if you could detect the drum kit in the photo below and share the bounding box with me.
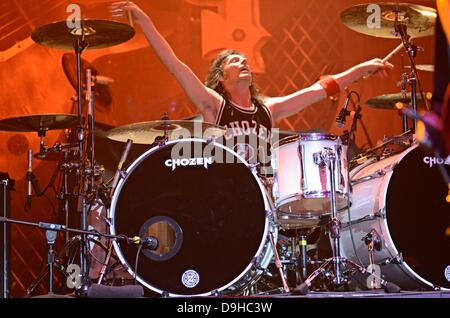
[0,2,449,298]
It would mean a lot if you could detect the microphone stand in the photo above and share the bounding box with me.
[0,216,147,297]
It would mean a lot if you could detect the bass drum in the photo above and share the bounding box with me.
[340,144,450,290]
[109,138,275,296]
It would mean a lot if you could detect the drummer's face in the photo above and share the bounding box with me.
[220,54,252,85]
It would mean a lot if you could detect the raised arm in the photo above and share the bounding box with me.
[111,2,222,121]
[265,58,394,123]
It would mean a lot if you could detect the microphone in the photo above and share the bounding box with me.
[141,236,159,250]
[26,149,33,209]
[336,94,351,128]
[111,139,133,193]
[131,236,159,250]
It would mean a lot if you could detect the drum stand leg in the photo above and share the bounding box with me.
[268,231,290,293]
[296,148,401,295]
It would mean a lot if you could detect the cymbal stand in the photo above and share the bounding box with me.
[399,56,410,133]
[73,26,90,292]
[394,7,428,133]
[296,147,400,295]
[59,151,71,244]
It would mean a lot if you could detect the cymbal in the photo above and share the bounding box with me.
[366,92,426,109]
[0,114,79,132]
[405,64,435,72]
[106,120,226,145]
[62,53,112,106]
[31,19,135,50]
[341,3,436,39]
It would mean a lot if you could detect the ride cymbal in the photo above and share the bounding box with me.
[341,3,436,39]
[31,19,135,50]
[106,120,226,145]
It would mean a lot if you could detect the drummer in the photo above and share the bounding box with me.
[111,1,393,172]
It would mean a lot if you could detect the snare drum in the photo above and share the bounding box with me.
[271,133,349,228]
[109,138,276,296]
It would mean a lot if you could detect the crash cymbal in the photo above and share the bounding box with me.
[106,120,226,145]
[31,19,135,50]
[405,64,435,72]
[62,53,112,106]
[0,114,78,132]
[366,92,428,109]
[341,3,436,39]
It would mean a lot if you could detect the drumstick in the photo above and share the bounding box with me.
[382,43,404,63]
[363,43,404,79]
[126,1,134,27]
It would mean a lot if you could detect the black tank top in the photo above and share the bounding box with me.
[215,97,273,174]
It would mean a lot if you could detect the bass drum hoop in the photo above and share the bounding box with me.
[109,138,274,296]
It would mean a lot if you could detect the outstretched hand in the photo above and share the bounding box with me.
[110,1,148,24]
[361,58,394,79]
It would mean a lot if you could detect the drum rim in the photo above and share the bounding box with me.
[272,133,339,148]
[109,137,273,296]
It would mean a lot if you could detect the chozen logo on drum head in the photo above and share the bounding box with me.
[423,155,450,168]
[165,157,213,171]
[182,269,200,288]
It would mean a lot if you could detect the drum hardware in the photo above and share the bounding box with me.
[297,234,308,281]
[349,130,414,169]
[109,139,133,198]
[351,169,387,186]
[30,19,136,294]
[0,115,80,242]
[393,5,430,133]
[340,211,387,231]
[0,114,79,163]
[268,228,290,293]
[341,2,433,132]
[0,214,157,297]
[362,229,383,289]
[295,147,401,295]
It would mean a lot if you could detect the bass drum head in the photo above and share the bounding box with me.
[386,145,450,289]
[110,139,270,296]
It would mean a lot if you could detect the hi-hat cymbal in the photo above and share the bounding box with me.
[0,114,79,132]
[106,120,226,145]
[366,92,428,109]
[62,53,112,106]
[31,19,135,50]
[341,3,436,39]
